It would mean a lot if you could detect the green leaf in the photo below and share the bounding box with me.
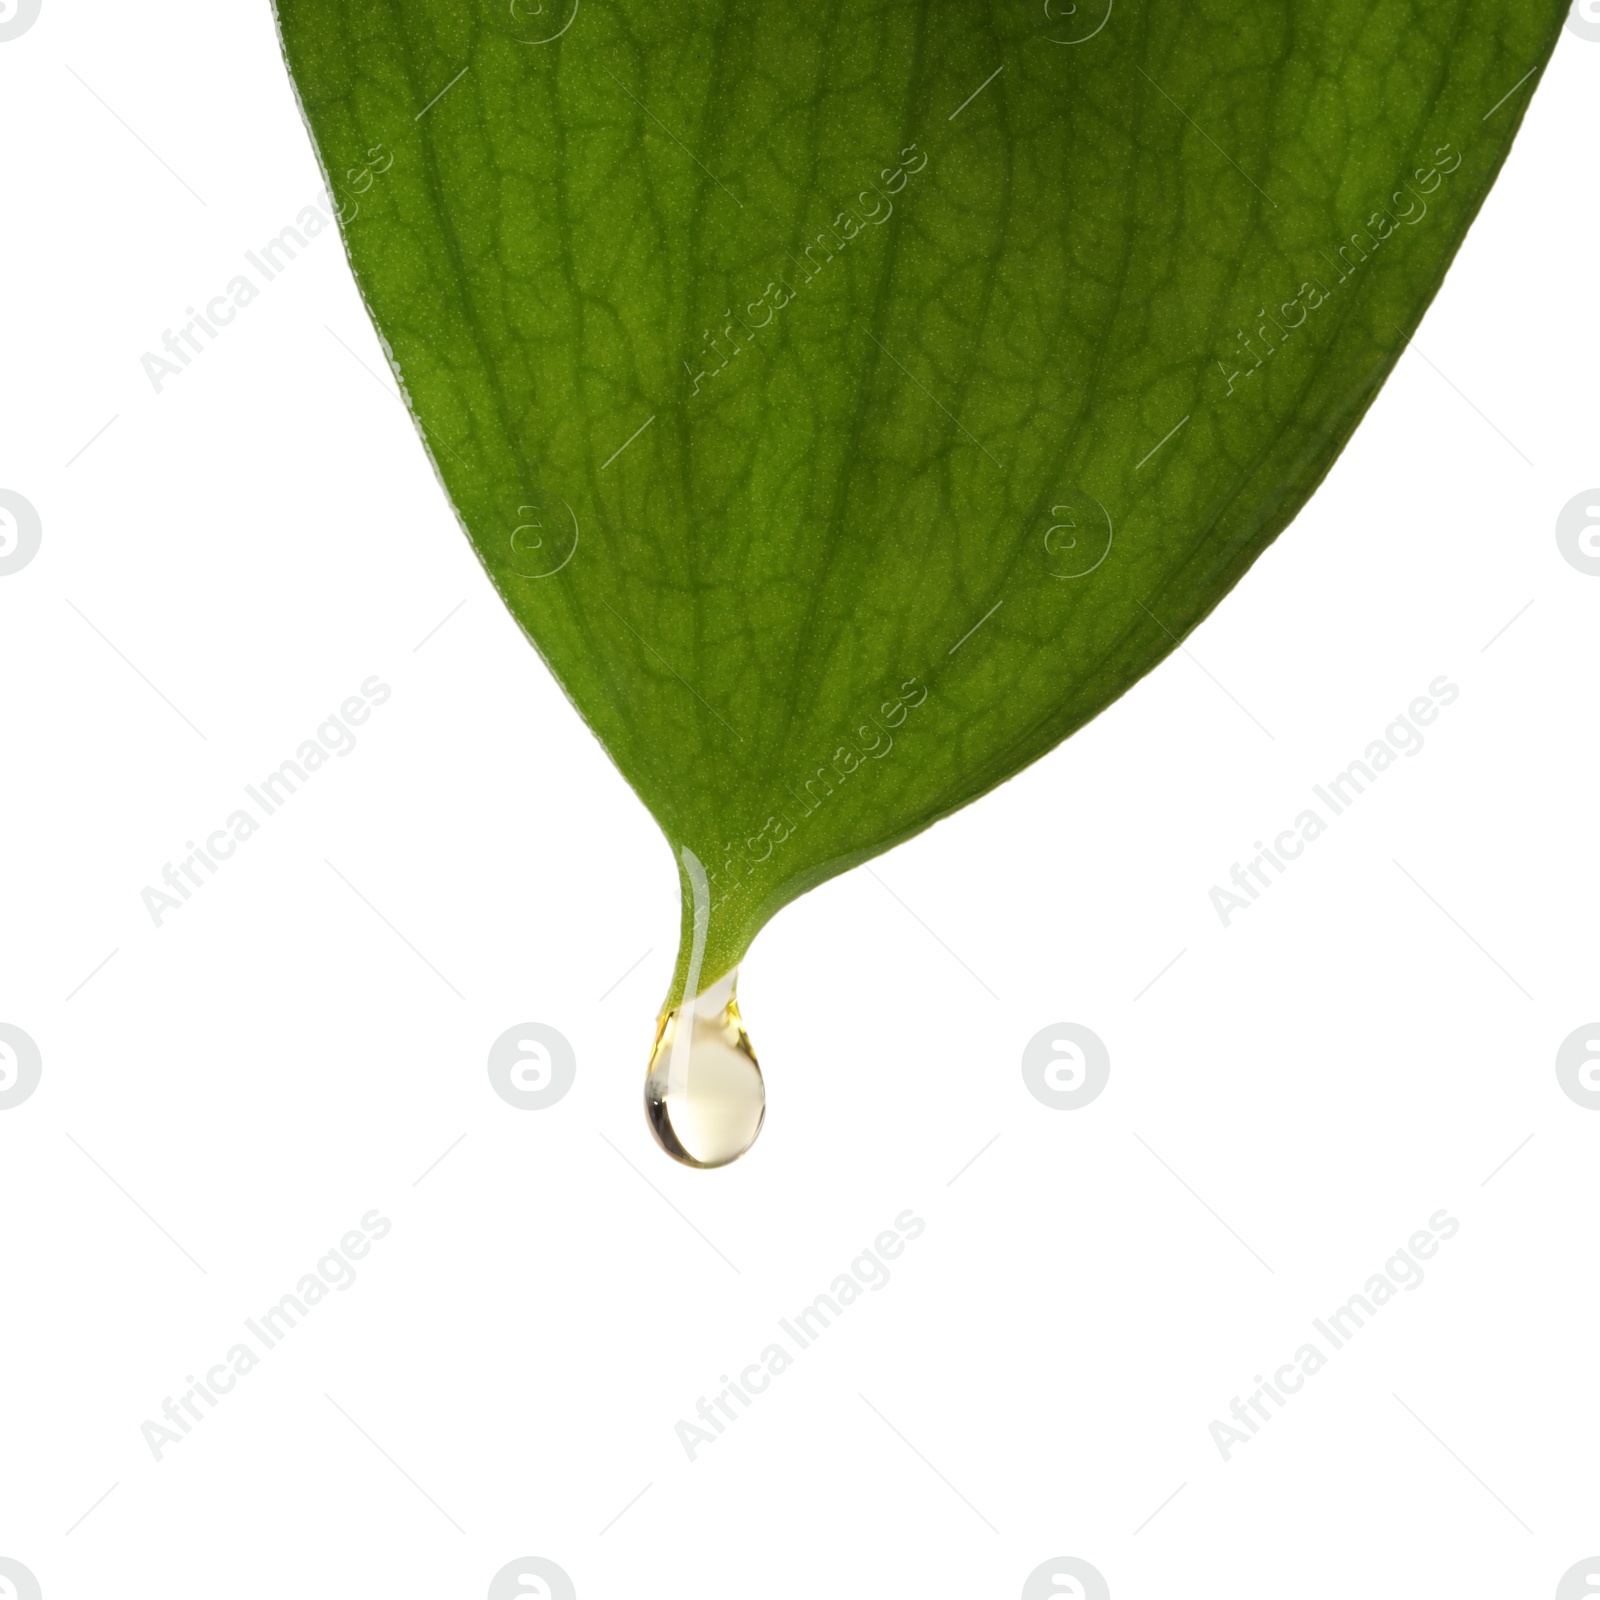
[274,0,1564,1008]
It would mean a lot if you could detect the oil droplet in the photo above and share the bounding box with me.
[645,969,765,1168]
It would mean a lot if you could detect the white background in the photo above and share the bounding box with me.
[2,3,1598,1598]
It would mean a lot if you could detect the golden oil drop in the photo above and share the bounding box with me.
[645,969,765,1168]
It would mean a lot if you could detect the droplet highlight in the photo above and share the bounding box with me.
[645,969,765,1169]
